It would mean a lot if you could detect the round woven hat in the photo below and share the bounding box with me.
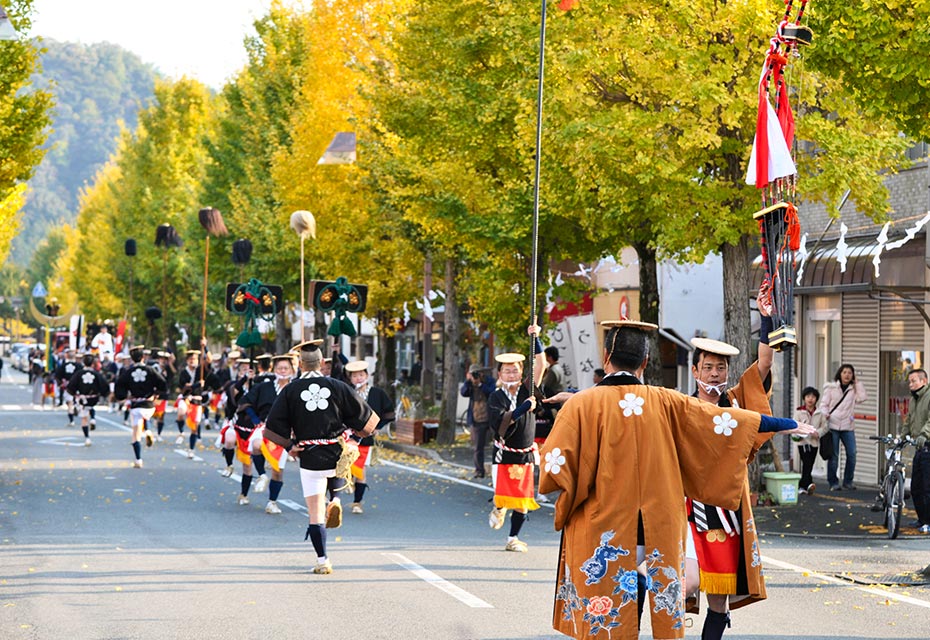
[290,339,324,353]
[495,353,525,364]
[345,360,369,373]
[690,337,740,357]
[600,318,659,331]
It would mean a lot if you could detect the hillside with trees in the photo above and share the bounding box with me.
[10,39,158,264]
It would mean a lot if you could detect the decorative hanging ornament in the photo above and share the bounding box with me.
[229,278,278,348]
[315,276,365,338]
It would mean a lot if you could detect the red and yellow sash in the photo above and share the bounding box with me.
[493,463,540,511]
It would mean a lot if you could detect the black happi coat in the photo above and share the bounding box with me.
[353,386,395,447]
[114,363,168,409]
[488,381,537,465]
[67,366,110,406]
[264,372,375,471]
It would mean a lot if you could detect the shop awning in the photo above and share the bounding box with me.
[751,233,927,294]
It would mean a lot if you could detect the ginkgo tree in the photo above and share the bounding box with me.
[62,78,216,349]
[0,0,51,264]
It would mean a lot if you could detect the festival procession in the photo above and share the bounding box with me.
[2,0,930,638]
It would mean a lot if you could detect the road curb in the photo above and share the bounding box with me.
[379,439,444,463]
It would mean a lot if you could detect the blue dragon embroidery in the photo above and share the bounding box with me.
[580,530,629,586]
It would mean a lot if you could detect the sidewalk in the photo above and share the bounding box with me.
[382,436,929,540]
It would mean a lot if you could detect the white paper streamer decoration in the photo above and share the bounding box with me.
[885,211,930,251]
[872,222,891,278]
[795,233,809,286]
[836,223,849,273]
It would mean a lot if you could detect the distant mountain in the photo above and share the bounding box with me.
[11,39,159,264]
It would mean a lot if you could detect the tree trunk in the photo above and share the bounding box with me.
[376,310,396,395]
[439,257,461,445]
[421,256,435,408]
[721,235,751,380]
[634,242,662,385]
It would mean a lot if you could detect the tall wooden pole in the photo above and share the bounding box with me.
[528,0,548,383]
[199,236,210,384]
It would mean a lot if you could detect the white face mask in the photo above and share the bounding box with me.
[275,373,292,382]
[354,381,368,390]
[697,379,728,396]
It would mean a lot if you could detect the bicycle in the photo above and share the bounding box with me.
[869,434,915,539]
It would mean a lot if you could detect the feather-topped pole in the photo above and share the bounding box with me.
[155,223,182,348]
[199,207,229,237]
[197,207,226,383]
[232,238,252,266]
[290,210,316,342]
[290,210,316,239]
[155,223,183,248]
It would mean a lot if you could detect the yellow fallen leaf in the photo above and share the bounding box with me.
[335,536,342,542]
[115,586,123,592]
[27,568,34,573]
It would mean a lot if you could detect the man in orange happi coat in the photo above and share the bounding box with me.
[539,319,813,640]
[685,283,778,640]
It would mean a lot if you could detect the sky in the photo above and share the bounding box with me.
[30,0,275,89]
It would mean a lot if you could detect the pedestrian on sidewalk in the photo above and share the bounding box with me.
[901,368,930,532]
[793,386,828,495]
[820,364,867,491]
[461,364,495,478]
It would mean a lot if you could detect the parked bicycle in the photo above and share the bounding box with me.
[869,434,915,539]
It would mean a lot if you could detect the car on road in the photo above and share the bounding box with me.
[10,343,41,371]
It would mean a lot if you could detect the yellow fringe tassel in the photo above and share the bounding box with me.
[494,495,541,511]
[699,570,737,594]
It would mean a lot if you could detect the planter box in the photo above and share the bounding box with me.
[763,471,802,505]
[395,418,425,445]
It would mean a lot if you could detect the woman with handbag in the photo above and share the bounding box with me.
[819,364,868,491]
[793,386,829,494]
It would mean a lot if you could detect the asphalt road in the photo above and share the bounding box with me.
[2,365,930,639]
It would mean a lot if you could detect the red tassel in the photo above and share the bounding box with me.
[785,203,801,251]
[558,0,577,10]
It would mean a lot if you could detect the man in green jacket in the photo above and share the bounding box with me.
[902,368,930,533]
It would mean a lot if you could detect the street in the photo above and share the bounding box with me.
[2,366,929,639]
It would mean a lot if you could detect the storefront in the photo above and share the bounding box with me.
[794,235,929,486]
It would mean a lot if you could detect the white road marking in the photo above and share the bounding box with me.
[36,436,85,447]
[95,416,131,432]
[173,449,203,461]
[762,555,930,609]
[278,498,306,513]
[380,459,556,510]
[383,552,493,609]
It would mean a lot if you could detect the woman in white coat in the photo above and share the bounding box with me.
[819,364,867,491]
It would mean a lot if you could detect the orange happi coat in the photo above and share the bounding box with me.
[539,376,763,640]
